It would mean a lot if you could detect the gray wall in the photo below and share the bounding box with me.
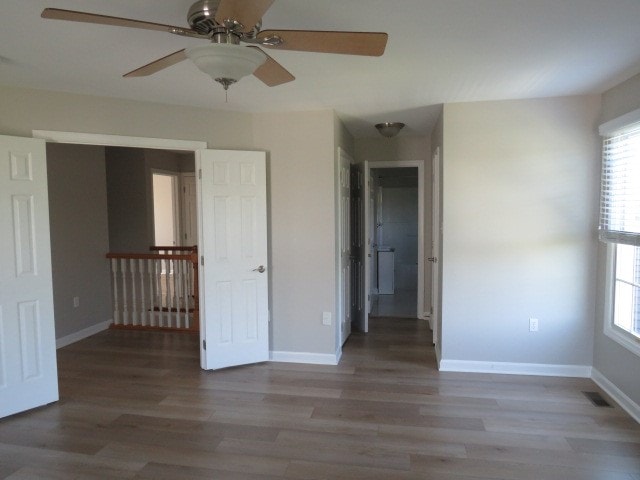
[379,184,419,290]
[105,147,149,252]
[593,72,640,407]
[440,96,601,366]
[46,143,111,339]
[105,147,195,253]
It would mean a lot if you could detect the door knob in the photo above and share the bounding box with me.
[253,265,266,273]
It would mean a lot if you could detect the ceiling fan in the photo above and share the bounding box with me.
[41,0,388,91]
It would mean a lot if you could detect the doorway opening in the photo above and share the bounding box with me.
[369,167,419,318]
[152,171,180,247]
[361,160,425,332]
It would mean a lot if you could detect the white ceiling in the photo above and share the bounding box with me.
[2,1,640,138]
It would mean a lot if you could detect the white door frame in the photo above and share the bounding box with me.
[430,148,441,351]
[364,160,425,323]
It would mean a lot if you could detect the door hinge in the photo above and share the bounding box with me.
[201,255,204,266]
[198,169,202,180]
[203,339,206,350]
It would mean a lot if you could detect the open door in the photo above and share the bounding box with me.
[0,135,58,418]
[197,149,269,370]
[338,148,352,344]
[350,161,366,334]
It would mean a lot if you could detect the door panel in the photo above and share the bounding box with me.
[0,135,58,418]
[197,150,269,370]
[338,149,351,344]
[350,163,365,333]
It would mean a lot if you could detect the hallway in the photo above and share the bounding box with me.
[369,289,418,318]
[0,318,639,478]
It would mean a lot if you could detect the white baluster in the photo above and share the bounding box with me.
[139,258,146,327]
[120,258,128,325]
[182,259,189,329]
[111,258,120,325]
[174,259,183,329]
[147,259,154,327]
[155,258,162,327]
[130,259,137,326]
[166,258,174,328]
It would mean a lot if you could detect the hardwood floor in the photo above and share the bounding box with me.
[1,318,639,479]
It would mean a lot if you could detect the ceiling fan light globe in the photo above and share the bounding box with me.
[186,43,267,85]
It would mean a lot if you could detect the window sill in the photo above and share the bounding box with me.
[604,323,640,358]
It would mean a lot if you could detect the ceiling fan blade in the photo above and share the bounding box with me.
[123,50,188,78]
[258,30,388,56]
[41,8,198,36]
[249,47,295,87]
[215,0,274,32]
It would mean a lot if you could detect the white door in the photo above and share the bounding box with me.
[0,135,58,418]
[338,149,351,345]
[197,150,269,370]
[181,174,197,246]
[350,162,365,335]
[430,148,441,346]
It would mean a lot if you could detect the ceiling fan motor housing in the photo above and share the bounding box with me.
[188,0,222,34]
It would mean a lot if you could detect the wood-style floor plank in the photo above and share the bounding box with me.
[1,317,639,479]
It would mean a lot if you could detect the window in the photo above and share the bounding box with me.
[600,110,640,356]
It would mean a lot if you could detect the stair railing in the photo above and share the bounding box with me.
[106,246,199,332]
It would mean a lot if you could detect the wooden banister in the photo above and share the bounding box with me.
[150,245,198,253]
[107,252,194,261]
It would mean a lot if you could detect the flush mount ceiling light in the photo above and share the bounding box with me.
[186,42,267,91]
[375,122,405,138]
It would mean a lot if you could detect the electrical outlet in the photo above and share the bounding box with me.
[73,296,80,308]
[322,312,332,326]
[529,318,539,332]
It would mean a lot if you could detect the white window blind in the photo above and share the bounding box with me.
[599,120,640,246]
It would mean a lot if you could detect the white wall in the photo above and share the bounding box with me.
[593,72,640,408]
[440,96,601,367]
[354,136,429,164]
[252,110,338,357]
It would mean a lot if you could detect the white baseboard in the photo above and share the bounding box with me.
[56,320,111,349]
[270,350,339,366]
[591,368,640,424]
[439,359,592,378]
